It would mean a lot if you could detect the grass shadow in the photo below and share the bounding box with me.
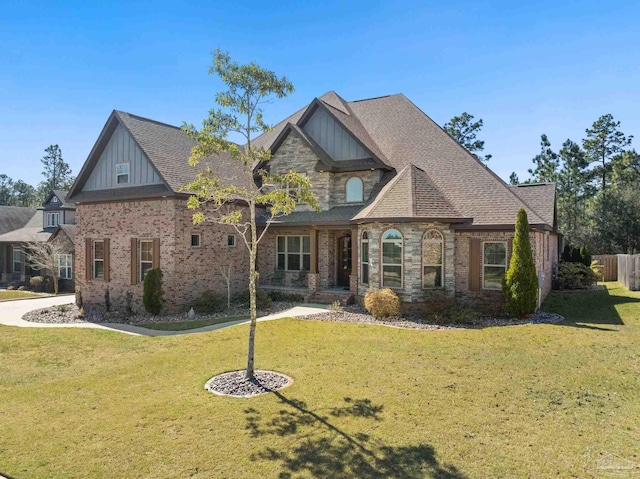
[543,283,640,330]
[245,393,467,479]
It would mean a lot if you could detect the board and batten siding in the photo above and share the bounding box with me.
[83,124,163,190]
[303,107,371,161]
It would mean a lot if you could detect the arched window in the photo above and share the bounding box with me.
[361,232,369,285]
[422,230,443,288]
[381,229,402,288]
[346,177,364,203]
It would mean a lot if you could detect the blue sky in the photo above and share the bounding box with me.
[1,0,638,187]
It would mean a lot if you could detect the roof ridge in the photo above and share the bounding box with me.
[349,94,398,103]
[115,111,182,131]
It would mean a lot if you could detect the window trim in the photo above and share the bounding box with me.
[345,176,364,203]
[361,231,369,285]
[191,234,201,248]
[381,229,403,289]
[139,240,153,282]
[422,230,444,289]
[92,240,104,280]
[276,235,311,271]
[46,212,60,228]
[227,234,236,247]
[116,162,130,184]
[482,241,508,290]
[57,253,73,279]
[12,247,22,273]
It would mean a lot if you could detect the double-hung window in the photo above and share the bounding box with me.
[483,241,507,290]
[12,248,22,273]
[361,232,369,284]
[116,163,129,184]
[381,229,403,288]
[277,236,310,271]
[57,254,73,279]
[139,240,154,281]
[46,212,60,228]
[93,241,104,279]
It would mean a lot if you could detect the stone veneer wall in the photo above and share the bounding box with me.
[76,198,249,314]
[356,222,455,302]
[269,132,383,212]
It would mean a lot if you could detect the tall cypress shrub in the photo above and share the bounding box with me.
[503,209,538,318]
[143,268,164,316]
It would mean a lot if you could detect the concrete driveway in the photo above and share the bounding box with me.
[0,295,327,336]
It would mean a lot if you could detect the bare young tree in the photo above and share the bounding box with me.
[25,241,68,294]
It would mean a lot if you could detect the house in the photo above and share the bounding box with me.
[0,191,76,288]
[68,92,558,313]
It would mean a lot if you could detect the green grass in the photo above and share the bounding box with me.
[0,290,45,301]
[1,282,639,478]
[138,314,249,331]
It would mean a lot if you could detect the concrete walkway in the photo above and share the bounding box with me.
[0,295,328,336]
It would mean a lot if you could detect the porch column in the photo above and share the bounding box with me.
[308,228,320,294]
[350,228,358,294]
[310,228,318,274]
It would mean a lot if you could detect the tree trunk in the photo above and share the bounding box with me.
[53,275,59,295]
[245,204,258,380]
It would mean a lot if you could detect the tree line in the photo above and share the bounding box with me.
[444,112,637,255]
[0,144,75,207]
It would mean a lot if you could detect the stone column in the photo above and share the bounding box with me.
[307,273,320,294]
[350,228,358,294]
[310,228,318,274]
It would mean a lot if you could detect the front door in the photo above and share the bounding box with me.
[337,235,352,288]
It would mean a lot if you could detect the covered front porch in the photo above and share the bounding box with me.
[257,226,359,298]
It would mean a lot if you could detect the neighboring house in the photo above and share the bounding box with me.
[0,191,76,288]
[69,92,558,313]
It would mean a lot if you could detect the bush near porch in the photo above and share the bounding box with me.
[0,283,638,478]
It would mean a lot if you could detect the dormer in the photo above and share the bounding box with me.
[41,191,76,230]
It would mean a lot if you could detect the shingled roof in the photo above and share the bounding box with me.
[0,210,51,243]
[353,165,465,222]
[509,183,556,227]
[68,111,251,201]
[253,91,554,228]
[0,206,37,235]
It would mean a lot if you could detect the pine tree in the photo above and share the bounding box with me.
[38,144,74,202]
[528,134,559,183]
[503,209,538,318]
[583,114,632,194]
[556,139,590,244]
[443,112,492,162]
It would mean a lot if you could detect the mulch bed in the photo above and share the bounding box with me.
[22,302,297,325]
[298,306,565,330]
[204,370,293,398]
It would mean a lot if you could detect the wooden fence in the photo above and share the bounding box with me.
[592,255,618,282]
[616,254,640,290]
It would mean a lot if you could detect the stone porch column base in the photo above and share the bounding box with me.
[308,273,320,294]
[349,274,357,294]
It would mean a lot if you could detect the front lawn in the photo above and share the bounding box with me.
[0,290,46,301]
[1,282,639,478]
